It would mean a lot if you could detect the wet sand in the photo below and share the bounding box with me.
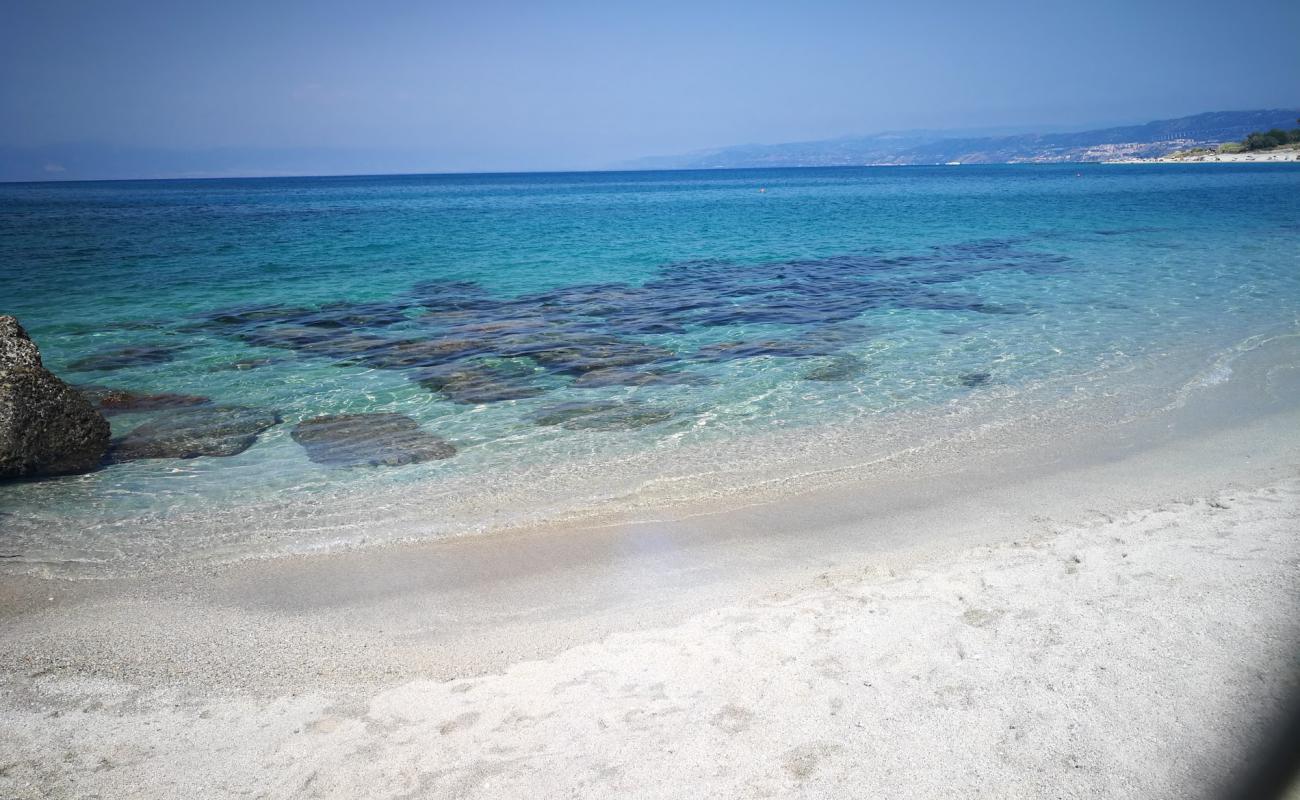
[2,336,1299,798]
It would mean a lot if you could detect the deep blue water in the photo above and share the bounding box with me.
[2,165,1299,567]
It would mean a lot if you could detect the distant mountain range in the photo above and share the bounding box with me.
[627,109,1300,169]
[4,109,1298,182]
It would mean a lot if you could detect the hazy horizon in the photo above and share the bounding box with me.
[3,0,1298,180]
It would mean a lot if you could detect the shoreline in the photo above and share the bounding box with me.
[6,328,1298,580]
[2,331,1299,796]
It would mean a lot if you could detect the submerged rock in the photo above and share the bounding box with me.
[289,301,411,329]
[198,304,310,329]
[694,339,839,362]
[357,337,486,369]
[109,405,280,461]
[958,371,992,388]
[530,401,621,427]
[531,401,673,431]
[68,344,184,372]
[237,325,335,350]
[526,337,675,374]
[414,362,546,404]
[802,355,870,382]
[291,413,456,467]
[1,316,111,478]
[76,385,211,415]
[572,367,712,388]
[296,332,391,361]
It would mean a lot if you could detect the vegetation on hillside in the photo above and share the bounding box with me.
[1238,121,1300,151]
[1171,121,1300,157]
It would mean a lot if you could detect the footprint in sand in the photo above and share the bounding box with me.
[438,711,480,736]
[962,608,1004,628]
[782,741,842,780]
[710,704,755,735]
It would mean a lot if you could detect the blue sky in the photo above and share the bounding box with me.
[1,0,1298,177]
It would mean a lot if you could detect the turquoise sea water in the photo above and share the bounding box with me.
[2,165,1299,570]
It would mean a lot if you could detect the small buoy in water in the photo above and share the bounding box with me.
[759,188,766,193]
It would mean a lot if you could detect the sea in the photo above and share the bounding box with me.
[2,164,1298,573]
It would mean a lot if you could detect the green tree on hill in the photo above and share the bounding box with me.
[1240,126,1300,151]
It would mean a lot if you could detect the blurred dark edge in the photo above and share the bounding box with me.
[1222,686,1300,800]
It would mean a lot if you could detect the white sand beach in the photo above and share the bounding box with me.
[2,478,1298,799]
[1110,146,1300,163]
[3,336,1300,799]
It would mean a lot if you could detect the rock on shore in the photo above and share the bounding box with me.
[0,316,110,478]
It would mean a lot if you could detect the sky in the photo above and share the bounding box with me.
[1,0,1298,178]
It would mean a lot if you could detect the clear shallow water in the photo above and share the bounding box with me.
[2,165,1299,571]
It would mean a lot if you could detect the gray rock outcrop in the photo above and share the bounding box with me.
[0,316,110,478]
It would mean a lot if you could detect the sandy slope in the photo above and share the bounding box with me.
[2,478,1297,799]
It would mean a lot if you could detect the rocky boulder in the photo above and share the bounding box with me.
[0,316,111,478]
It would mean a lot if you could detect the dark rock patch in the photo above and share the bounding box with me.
[199,304,310,329]
[531,401,673,431]
[530,401,621,427]
[109,406,280,461]
[76,385,212,415]
[416,308,489,328]
[968,302,1031,316]
[295,333,391,361]
[285,301,412,330]
[526,338,675,374]
[958,371,992,388]
[1,316,110,478]
[802,355,870,382]
[695,340,840,362]
[572,367,712,388]
[414,361,546,404]
[237,326,338,350]
[613,320,687,335]
[291,413,456,467]
[190,239,1068,390]
[357,337,486,370]
[68,345,184,372]
[406,280,506,313]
